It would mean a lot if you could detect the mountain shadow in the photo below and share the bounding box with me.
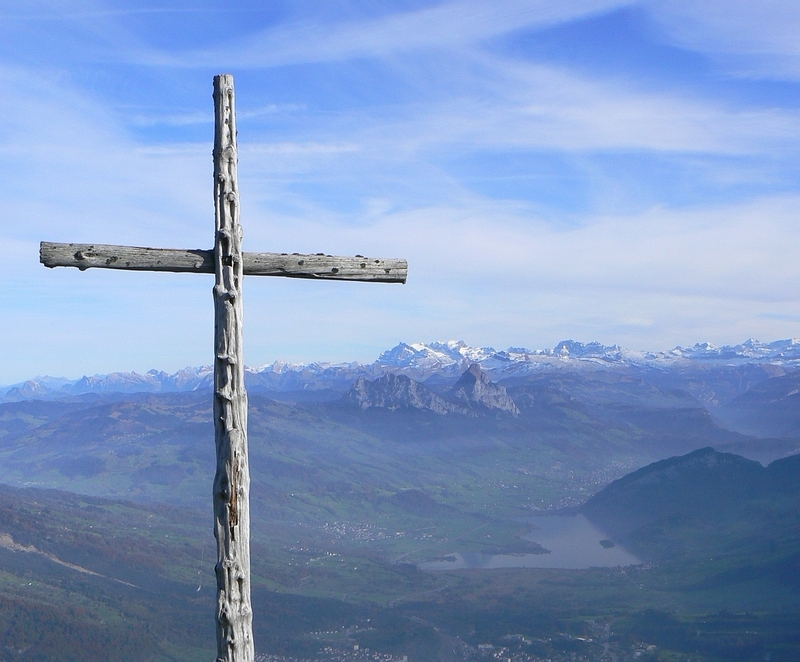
[715,369,800,438]
[387,489,456,517]
[582,448,766,536]
[582,447,800,572]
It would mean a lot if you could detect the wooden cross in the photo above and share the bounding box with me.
[39,74,407,662]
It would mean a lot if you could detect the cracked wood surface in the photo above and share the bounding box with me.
[40,242,407,283]
[211,74,254,662]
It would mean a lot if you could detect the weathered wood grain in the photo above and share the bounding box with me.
[245,252,406,283]
[211,74,254,662]
[40,243,407,283]
[40,243,214,272]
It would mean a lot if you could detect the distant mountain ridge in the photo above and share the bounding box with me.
[4,337,800,402]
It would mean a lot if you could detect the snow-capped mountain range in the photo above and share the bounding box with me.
[4,338,800,401]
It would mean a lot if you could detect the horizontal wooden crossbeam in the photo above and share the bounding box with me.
[40,242,407,283]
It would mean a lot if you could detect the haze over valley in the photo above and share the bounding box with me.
[0,339,798,660]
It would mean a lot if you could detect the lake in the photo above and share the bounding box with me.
[419,514,641,570]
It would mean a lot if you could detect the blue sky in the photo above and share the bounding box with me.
[2,0,800,382]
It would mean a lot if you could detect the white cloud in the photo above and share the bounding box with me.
[235,193,800,363]
[391,58,800,154]
[245,142,359,156]
[246,193,800,301]
[138,0,633,68]
[129,103,306,127]
[229,52,800,167]
[0,67,209,247]
[646,0,800,79]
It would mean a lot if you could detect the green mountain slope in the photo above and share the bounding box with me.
[583,448,800,596]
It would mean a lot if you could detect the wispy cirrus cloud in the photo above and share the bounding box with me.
[647,0,800,79]
[235,190,800,359]
[0,67,208,246]
[129,0,634,67]
[369,56,800,155]
[129,103,306,127]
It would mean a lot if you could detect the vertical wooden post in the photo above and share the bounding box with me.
[212,73,254,662]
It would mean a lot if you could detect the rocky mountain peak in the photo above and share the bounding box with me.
[4,380,51,401]
[345,373,464,415]
[450,364,520,416]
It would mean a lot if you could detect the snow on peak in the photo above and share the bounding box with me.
[663,338,800,362]
[5,338,800,401]
[377,341,498,373]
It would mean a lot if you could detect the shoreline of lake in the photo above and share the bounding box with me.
[419,513,642,570]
